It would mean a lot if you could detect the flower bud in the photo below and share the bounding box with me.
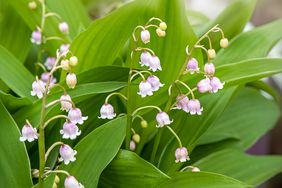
[44,57,56,70]
[31,30,41,45]
[192,167,200,172]
[61,59,70,71]
[64,176,83,188]
[28,1,37,10]
[52,183,57,188]
[137,81,153,98]
[159,22,167,31]
[60,94,72,112]
[60,44,70,54]
[207,49,216,59]
[59,144,77,165]
[66,73,77,89]
[129,140,136,151]
[59,22,69,34]
[141,120,148,128]
[55,175,60,184]
[69,56,78,66]
[156,112,172,128]
[140,30,150,44]
[204,63,215,76]
[156,28,166,37]
[132,134,140,143]
[175,147,190,163]
[99,104,116,119]
[220,38,229,48]
[19,123,38,142]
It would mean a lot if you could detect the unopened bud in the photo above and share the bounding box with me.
[129,140,136,151]
[220,38,229,48]
[55,175,60,184]
[141,120,148,128]
[61,59,69,71]
[159,22,167,31]
[66,73,77,89]
[192,167,200,172]
[156,28,166,37]
[52,183,58,188]
[132,134,140,143]
[207,49,216,59]
[69,56,78,66]
[28,1,37,10]
[31,169,39,178]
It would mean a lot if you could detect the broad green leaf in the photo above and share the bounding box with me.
[59,116,127,187]
[33,174,55,188]
[13,82,127,128]
[215,19,282,65]
[196,0,256,49]
[0,100,33,187]
[159,171,251,188]
[198,87,280,147]
[0,0,31,61]
[194,149,282,186]
[99,150,170,188]
[0,46,34,100]
[0,91,32,113]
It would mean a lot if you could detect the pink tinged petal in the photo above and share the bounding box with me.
[19,124,38,142]
[60,94,72,112]
[31,80,46,99]
[64,176,84,188]
[44,57,56,70]
[137,81,154,98]
[59,144,77,165]
[176,94,189,112]
[197,78,212,93]
[60,122,81,140]
[59,22,69,34]
[60,44,70,54]
[99,104,116,119]
[66,73,77,89]
[149,56,162,72]
[210,77,225,93]
[187,99,203,115]
[140,51,151,67]
[140,30,150,44]
[31,30,41,45]
[175,147,189,163]
[129,140,136,151]
[186,58,200,74]
[204,63,215,75]
[156,112,172,128]
[147,75,164,92]
[68,108,88,125]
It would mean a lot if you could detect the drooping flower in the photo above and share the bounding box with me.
[148,56,162,72]
[64,176,84,188]
[220,38,229,48]
[176,94,189,113]
[28,1,37,10]
[204,63,215,76]
[59,22,69,34]
[31,30,41,45]
[129,140,136,151]
[210,77,225,93]
[207,49,216,59]
[140,30,150,44]
[61,59,70,71]
[156,28,166,37]
[60,122,81,140]
[31,80,46,98]
[44,57,56,70]
[59,144,77,165]
[60,94,72,112]
[19,123,38,142]
[137,81,153,98]
[68,108,88,125]
[69,56,78,66]
[187,99,203,115]
[41,72,57,86]
[139,51,151,67]
[175,147,190,163]
[156,112,173,128]
[60,44,70,54]
[186,58,200,74]
[99,103,116,119]
[147,75,164,92]
[159,22,167,31]
[66,73,77,89]
[197,78,212,93]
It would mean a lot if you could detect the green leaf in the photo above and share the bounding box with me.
[59,116,127,187]
[13,82,127,128]
[215,19,282,65]
[0,0,31,61]
[159,171,251,188]
[100,150,170,188]
[0,46,34,100]
[0,100,33,187]
[217,58,282,86]
[0,91,32,113]
[194,149,282,186]
[198,87,280,147]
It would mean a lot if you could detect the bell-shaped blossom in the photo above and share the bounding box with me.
[31,80,46,99]
[204,63,215,75]
[68,108,88,125]
[156,112,173,128]
[147,75,164,92]
[140,30,150,44]
[60,122,81,140]
[69,56,78,66]
[31,30,41,45]
[41,72,57,86]
[99,103,116,119]
[59,144,77,165]
[156,28,166,37]
[59,22,69,34]
[148,56,162,72]
[175,147,190,163]
[129,140,136,151]
[66,73,77,89]
[60,94,73,112]
[60,44,70,54]
[176,94,189,113]
[64,176,84,188]
[210,77,224,93]
[187,99,203,115]
[186,58,200,74]
[137,81,153,98]
[19,123,38,142]
[139,51,151,67]
[44,57,56,70]
[197,78,212,93]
